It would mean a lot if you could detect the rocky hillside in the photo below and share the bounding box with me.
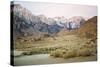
[77,16,97,39]
[12,4,62,40]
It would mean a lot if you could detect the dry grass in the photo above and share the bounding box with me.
[78,48,91,56]
[50,46,96,59]
[14,34,97,58]
[50,49,66,58]
[50,39,97,59]
[62,49,77,59]
[77,16,97,39]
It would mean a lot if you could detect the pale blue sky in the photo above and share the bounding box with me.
[14,1,97,19]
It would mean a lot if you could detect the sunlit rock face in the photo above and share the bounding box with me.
[12,4,62,39]
[68,16,85,28]
[52,16,85,30]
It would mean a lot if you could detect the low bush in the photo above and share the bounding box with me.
[50,45,96,59]
[78,48,91,56]
[50,49,66,58]
[62,49,77,59]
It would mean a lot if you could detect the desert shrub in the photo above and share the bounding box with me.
[78,48,91,56]
[34,37,42,41]
[89,47,97,55]
[83,43,93,48]
[62,49,77,59]
[50,47,80,59]
[50,45,96,59]
[81,39,96,49]
[50,49,66,58]
[21,47,53,55]
[85,32,94,38]
[50,52,61,57]
[21,51,31,55]
[21,50,40,55]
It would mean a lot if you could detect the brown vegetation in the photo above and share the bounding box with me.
[77,16,97,39]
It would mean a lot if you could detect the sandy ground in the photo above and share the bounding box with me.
[13,35,97,66]
[15,35,88,51]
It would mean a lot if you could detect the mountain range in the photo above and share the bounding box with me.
[11,3,92,40]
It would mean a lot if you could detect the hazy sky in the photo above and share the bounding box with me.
[14,1,97,19]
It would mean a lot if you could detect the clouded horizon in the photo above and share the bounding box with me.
[14,1,97,19]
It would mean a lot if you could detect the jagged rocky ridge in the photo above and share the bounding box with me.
[12,4,62,39]
[11,4,86,40]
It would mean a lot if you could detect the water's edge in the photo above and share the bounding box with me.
[14,54,97,66]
